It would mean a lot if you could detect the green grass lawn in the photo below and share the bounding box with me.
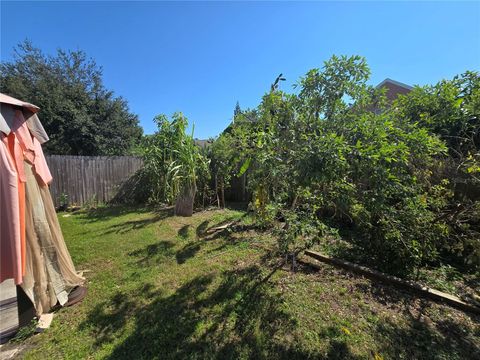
[13,206,480,359]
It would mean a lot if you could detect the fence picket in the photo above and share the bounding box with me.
[45,155,143,207]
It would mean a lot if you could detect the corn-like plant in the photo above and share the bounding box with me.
[143,112,206,216]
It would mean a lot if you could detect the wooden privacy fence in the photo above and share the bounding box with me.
[45,155,143,207]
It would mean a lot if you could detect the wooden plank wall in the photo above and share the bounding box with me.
[45,155,143,207]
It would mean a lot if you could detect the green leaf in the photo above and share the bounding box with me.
[454,97,463,108]
[238,158,251,176]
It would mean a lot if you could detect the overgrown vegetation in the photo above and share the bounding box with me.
[204,56,479,278]
[131,56,479,278]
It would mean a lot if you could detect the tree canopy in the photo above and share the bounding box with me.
[0,41,143,155]
[206,56,479,276]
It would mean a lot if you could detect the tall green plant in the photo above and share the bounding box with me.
[142,113,207,216]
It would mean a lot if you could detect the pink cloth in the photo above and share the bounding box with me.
[0,132,22,284]
[0,99,51,286]
[11,110,52,185]
[7,128,27,183]
[32,137,52,185]
[12,110,35,165]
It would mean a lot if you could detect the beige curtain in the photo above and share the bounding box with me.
[21,163,84,314]
[39,180,84,288]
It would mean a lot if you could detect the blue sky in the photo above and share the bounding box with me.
[1,1,479,138]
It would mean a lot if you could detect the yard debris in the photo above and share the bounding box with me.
[302,250,480,315]
[65,286,87,307]
[206,221,237,234]
[35,314,53,333]
[0,344,26,359]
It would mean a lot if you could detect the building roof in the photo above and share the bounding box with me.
[194,138,213,148]
[375,78,413,91]
[375,78,413,102]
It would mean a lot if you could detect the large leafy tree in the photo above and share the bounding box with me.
[219,55,468,276]
[0,41,142,155]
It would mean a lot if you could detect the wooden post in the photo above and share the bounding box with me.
[175,184,196,217]
[303,250,480,315]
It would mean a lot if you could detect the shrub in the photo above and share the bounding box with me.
[219,55,478,276]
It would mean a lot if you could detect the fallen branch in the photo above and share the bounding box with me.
[302,250,480,315]
[206,221,237,234]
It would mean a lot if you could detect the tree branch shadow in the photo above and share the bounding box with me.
[196,220,210,238]
[128,240,176,266]
[79,205,153,223]
[177,225,190,239]
[353,278,480,359]
[175,243,201,264]
[78,263,337,359]
[100,208,174,235]
[174,218,247,265]
[373,307,480,359]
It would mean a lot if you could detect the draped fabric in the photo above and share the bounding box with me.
[0,103,15,135]
[24,163,70,307]
[22,187,54,314]
[11,110,52,185]
[22,109,49,145]
[1,97,84,315]
[0,133,22,285]
[6,132,27,277]
[39,184,84,288]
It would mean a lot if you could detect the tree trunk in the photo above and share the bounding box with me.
[241,173,246,201]
[215,174,220,208]
[220,179,225,209]
[175,183,196,217]
[291,193,299,210]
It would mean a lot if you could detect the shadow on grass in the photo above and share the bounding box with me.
[373,309,480,359]
[177,225,190,239]
[79,263,342,359]
[353,281,411,308]
[80,205,153,223]
[174,218,250,265]
[196,220,210,238]
[324,339,361,360]
[176,243,201,264]
[128,240,176,266]
[76,223,480,359]
[100,208,174,235]
[352,278,480,359]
